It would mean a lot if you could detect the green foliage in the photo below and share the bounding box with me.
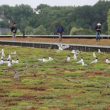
[0,1,110,34]
[25,26,34,35]
[107,9,110,34]
[70,27,94,35]
[33,25,48,35]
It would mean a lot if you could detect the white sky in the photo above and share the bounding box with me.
[0,0,99,8]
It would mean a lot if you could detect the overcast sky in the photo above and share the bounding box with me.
[0,0,99,8]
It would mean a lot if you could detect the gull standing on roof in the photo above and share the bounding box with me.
[105,58,110,64]
[38,57,49,63]
[98,49,101,53]
[7,54,11,60]
[7,60,12,67]
[57,44,69,51]
[42,57,49,63]
[90,58,98,64]
[93,52,96,58]
[12,59,19,64]
[71,50,76,54]
[48,57,53,61]
[73,53,77,60]
[77,58,87,66]
[66,55,71,62]
[61,44,69,50]
[0,59,4,65]
[1,49,5,57]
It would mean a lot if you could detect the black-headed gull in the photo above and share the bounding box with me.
[12,59,19,64]
[90,58,98,64]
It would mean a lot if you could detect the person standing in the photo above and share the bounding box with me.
[10,22,17,38]
[57,25,64,42]
[95,22,101,41]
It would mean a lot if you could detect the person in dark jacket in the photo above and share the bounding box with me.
[57,25,64,42]
[95,23,101,41]
[10,22,17,38]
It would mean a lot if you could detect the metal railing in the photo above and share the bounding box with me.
[0,34,110,39]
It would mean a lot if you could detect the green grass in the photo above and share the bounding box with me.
[0,45,110,110]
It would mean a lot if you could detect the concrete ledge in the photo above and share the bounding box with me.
[0,40,110,52]
[0,35,110,39]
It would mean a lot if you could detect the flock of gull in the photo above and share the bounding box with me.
[0,49,19,67]
[37,44,110,66]
[1,44,110,67]
[0,44,110,80]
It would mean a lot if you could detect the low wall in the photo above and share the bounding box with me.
[0,35,110,39]
[0,40,110,52]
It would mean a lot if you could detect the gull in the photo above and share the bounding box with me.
[7,60,12,67]
[93,52,96,58]
[12,59,19,64]
[71,50,76,54]
[1,49,5,57]
[42,57,49,63]
[90,58,98,64]
[98,49,101,53]
[105,58,110,64]
[71,50,79,54]
[57,44,69,51]
[48,57,53,61]
[73,53,77,60]
[38,57,49,63]
[0,59,4,65]
[77,58,84,64]
[7,54,11,60]
[38,58,43,61]
[77,58,87,66]
[61,44,69,50]
[66,55,71,62]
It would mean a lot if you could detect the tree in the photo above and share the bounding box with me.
[70,27,94,35]
[25,26,34,35]
[33,25,47,35]
[107,9,110,34]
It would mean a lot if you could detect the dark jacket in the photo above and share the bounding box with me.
[57,26,64,34]
[10,25,17,33]
[95,25,101,33]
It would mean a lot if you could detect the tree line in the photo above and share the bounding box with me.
[0,0,110,35]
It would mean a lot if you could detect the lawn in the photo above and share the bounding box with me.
[0,45,110,110]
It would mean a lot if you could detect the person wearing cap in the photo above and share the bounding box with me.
[95,23,101,41]
[10,22,17,38]
[57,25,64,42]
